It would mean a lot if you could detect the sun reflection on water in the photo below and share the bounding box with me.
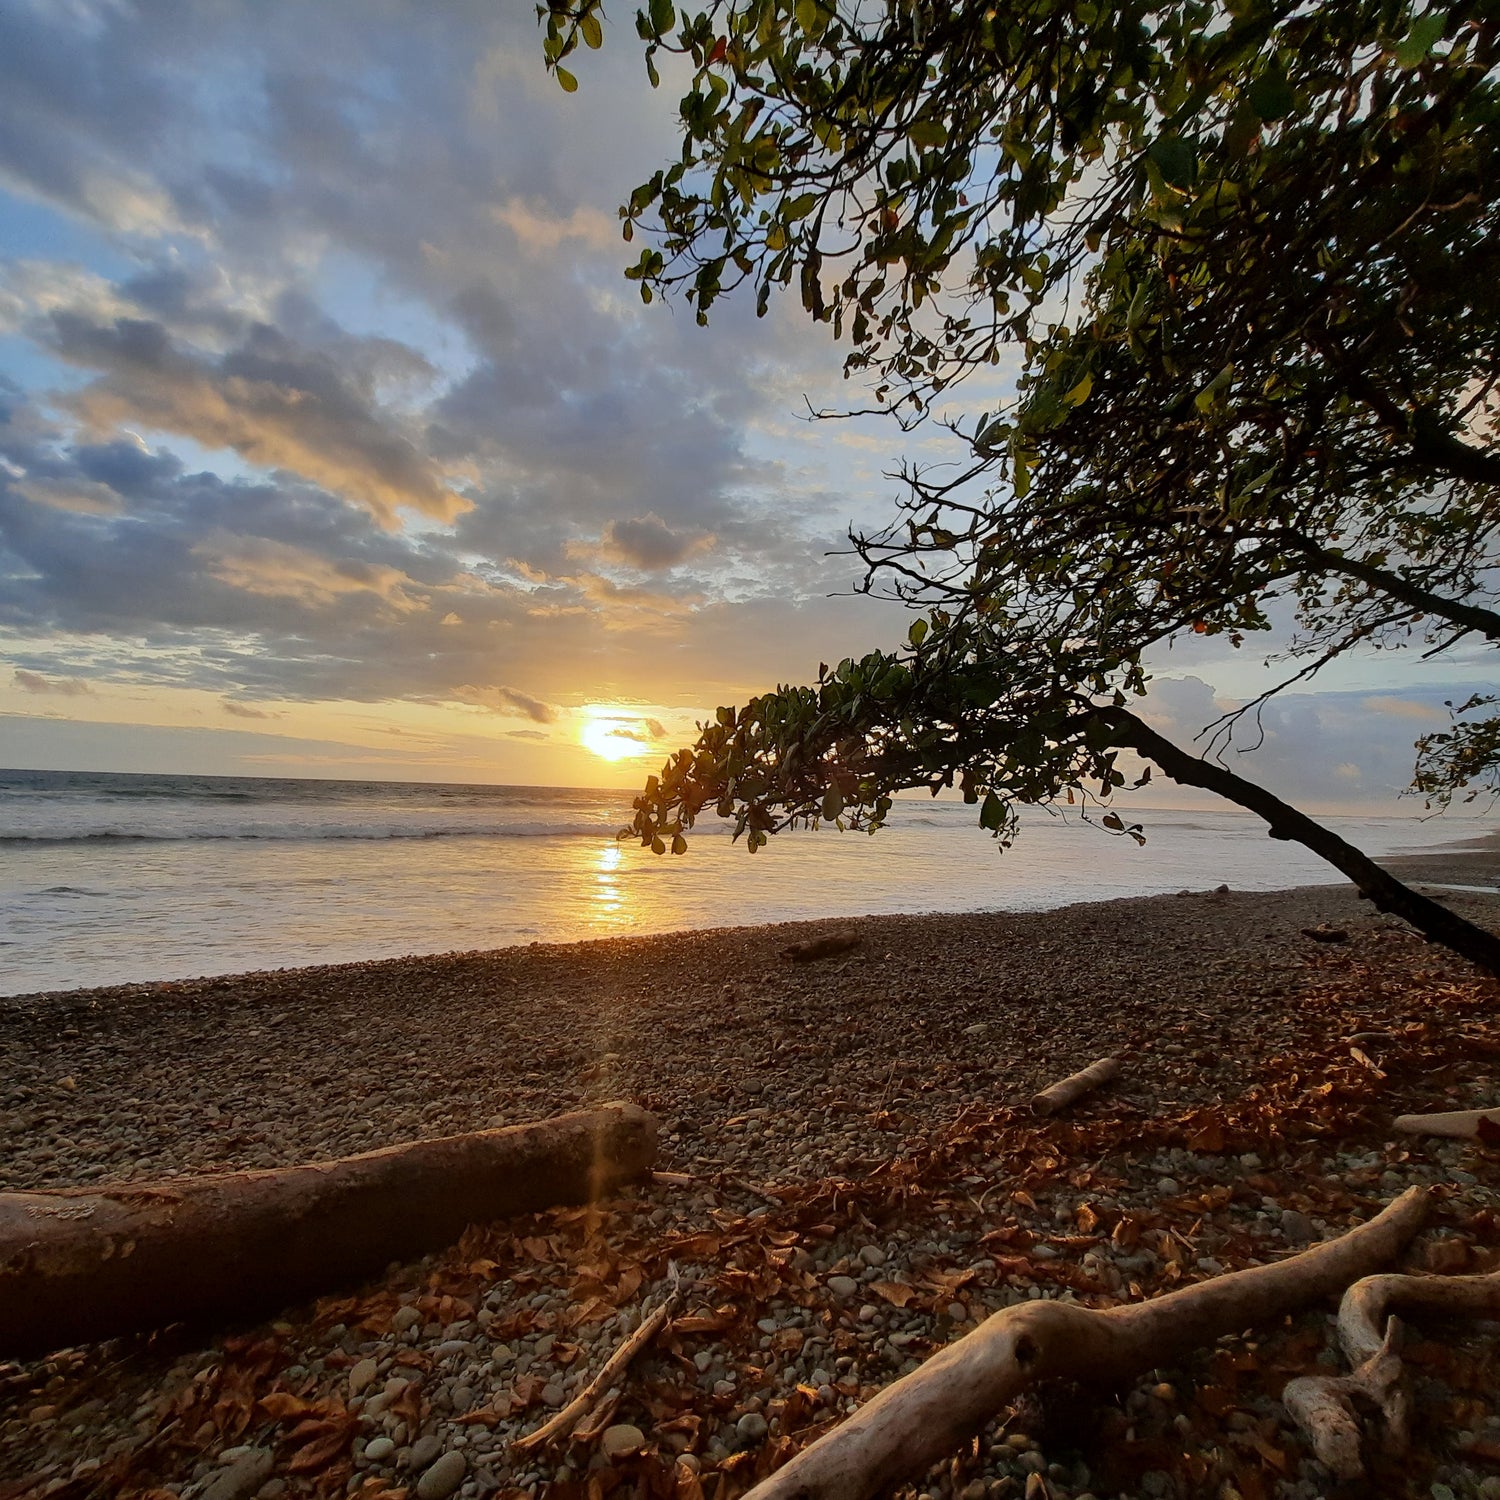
[592,840,628,924]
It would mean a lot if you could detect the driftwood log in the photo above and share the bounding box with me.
[1392,1107,1500,1139]
[0,1102,657,1359]
[781,930,862,963]
[741,1188,1428,1500]
[1029,1057,1119,1117]
[1284,1267,1500,1479]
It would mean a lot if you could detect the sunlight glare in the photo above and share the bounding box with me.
[580,713,653,762]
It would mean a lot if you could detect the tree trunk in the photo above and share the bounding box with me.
[0,1102,657,1360]
[741,1188,1427,1500]
[1099,707,1500,976]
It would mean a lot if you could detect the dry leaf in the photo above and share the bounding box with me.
[869,1280,919,1308]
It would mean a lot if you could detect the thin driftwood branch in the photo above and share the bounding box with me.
[511,1297,675,1455]
[1029,1057,1119,1116]
[1392,1107,1500,1139]
[1284,1267,1500,1479]
[741,1188,1428,1500]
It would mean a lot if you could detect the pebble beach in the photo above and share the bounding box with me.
[3,876,1500,1500]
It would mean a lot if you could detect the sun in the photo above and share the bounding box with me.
[580,716,649,762]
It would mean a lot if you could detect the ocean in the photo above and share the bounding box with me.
[0,767,1482,998]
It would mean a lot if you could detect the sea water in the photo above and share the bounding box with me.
[0,767,1485,997]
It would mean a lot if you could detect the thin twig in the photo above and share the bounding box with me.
[510,1297,675,1455]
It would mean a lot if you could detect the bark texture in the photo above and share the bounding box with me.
[742,1188,1428,1500]
[0,1102,658,1359]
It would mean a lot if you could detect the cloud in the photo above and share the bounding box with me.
[582,513,716,571]
[453,683,559,723]
[13,667,93,695]
[195,534,425,614]
[1362,694,1442,722]
[223,698,276,718]
[37,307,468,528]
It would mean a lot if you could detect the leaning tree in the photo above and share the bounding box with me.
[538,0,1500,970]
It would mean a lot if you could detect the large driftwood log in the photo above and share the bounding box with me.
[0,1102,657,1360]
[1029,1058,1119,1117]
[741,1188,1428,1500]
[1284,1267,1500,1479]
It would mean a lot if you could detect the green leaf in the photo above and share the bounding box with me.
[784,192,819,221]
[580,11,603,49]
[556,66,578,93]
[1147,135,1195,190]
[1396,11,1446,68]
[821,785,844,819]
[1063,371,1093,406]
[1246,69,1294,123]
[909,118,948,151]
[979,790,1005,831]
[648,0,675,36]
[671,832,688,854]
[908,617,928,647]
[1101,810,1124,830]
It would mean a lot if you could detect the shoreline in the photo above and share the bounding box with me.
[4,880,1498,1197]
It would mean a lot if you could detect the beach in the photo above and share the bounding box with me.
[4,877,1500,1500]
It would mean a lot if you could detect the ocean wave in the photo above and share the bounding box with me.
[0,820,635,845]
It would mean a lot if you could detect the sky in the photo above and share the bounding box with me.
[0,0,1492,812]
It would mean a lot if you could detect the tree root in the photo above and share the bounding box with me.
[1284,1267,1500,1479]
[741,1188,1429,1500]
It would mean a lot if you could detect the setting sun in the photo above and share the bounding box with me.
[579,713,655,762]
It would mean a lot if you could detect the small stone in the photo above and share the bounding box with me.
[964,1023,988,1037]
[736,1412,769,1443]
[1156,1177,1180,1196]
[541,1381,566,1407]
[391,1306,422,1333]
[1024,1475,1048,1500]
[858,1245,886,1267]
[415,1450,466,1500]
[363,1437,395,1463]
[756,1317,780,1334]
[962,1483,988,1500]
[409,1433,443,1471]
[201,1450,275,1500]
[827,1275,860,1298]
[349,1358,379,1396]
[1280,1209,1316,1244]
[600,1424,646,1459]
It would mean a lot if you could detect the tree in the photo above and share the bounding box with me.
[538,0,1500,970]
